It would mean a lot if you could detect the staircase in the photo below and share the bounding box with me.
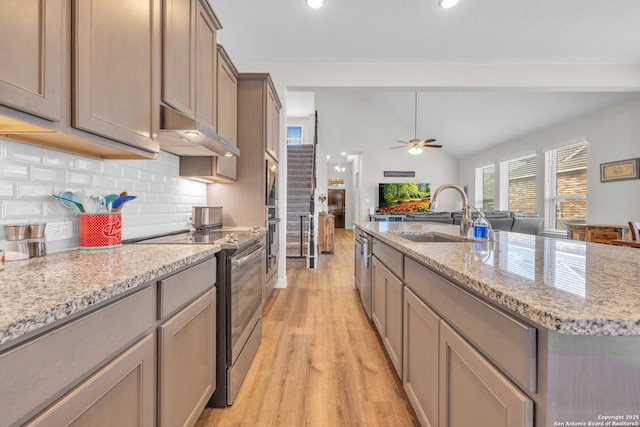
[286,144,314,258]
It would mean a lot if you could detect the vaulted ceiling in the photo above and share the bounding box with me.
[211,0,640,157]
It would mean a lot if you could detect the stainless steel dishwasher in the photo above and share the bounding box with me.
[355,231,373,319]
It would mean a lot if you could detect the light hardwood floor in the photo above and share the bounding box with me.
[195,228,419,427]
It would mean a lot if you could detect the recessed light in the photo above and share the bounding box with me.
[306,0,325,9]
[341,152,347,155]
[439,0,459,8]
[185,131,199,138]
[224,152,233,157]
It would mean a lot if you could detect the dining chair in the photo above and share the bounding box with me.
[629,221,640,241]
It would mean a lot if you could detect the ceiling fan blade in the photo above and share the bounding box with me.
[396,140,410,144]
[423,138,436,143]
[389,146,406,149]
[424,144,443,148]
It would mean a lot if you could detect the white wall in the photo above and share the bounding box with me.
[0,138,206,252]
[458,98,640,224]
[315,91,461,222]
[286,115,314,145]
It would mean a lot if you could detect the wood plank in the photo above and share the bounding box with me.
[195,229,419,426]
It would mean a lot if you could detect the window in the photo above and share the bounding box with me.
[544,141,588,232]
[500,154,537,213]
[475,164,495,211]
[286,125,303,145]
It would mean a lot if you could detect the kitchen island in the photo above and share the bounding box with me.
[0,243,220,426]
[354,221,640,427]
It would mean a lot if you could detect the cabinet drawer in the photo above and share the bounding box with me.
[0,286,155,426]
[373,238,403,278]
[405,258,537,393]
[158,256,216,319]
[25,334,155,427]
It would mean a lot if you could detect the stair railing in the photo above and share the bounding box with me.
[307,111,319,269]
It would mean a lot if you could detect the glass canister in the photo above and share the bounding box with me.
[27,223,47,257]
[4,224,30,261]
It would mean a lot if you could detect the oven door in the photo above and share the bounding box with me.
[230,243,265,364]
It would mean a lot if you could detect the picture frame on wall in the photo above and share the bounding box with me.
[600,158,640,182]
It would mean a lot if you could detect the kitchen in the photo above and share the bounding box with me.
[1,1,640,427]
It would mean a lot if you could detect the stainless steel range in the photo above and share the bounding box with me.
[133,207,265,407]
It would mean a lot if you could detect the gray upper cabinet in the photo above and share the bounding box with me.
[74,0,160,154]
[213,45,239,181]
[265,83,281,162]
[195,0,219,131]
[163,0,197,118]
[0,0,160,159]
[0,0,64,122]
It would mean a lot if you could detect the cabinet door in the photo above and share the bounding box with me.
[158,289,216,427]
[195,0,217,131]
[214,49,238,181]
[265,83,279,161]
[26,335,155,427]
[404,287,439,427]
[371,256,386,337]
[439,322,533,427]
[0,0,64,121]
[371,256,403,377]
[74,0,159,153]
[163,0,196,117]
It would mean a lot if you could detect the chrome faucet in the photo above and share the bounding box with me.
[430,184,472,236]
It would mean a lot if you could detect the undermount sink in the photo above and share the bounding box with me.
[390,232,473,243]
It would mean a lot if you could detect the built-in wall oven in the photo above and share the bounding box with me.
[265,158,280,286]
[266,207,280,281]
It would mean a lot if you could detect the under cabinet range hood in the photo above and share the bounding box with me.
[158,106,240,157]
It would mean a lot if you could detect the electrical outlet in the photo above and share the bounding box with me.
[47,221,73,241]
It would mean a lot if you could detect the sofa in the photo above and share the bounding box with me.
[404,210,543,235]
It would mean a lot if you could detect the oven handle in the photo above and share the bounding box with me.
[232,245,264,267]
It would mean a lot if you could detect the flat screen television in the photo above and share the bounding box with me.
[378,183,431,213]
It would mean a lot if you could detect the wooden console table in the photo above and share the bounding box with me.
[566,224,632,245]
[318,213,335,254]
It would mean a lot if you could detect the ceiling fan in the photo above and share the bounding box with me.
[389,92,443,154]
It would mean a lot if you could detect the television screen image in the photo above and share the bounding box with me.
[378,183,431,213]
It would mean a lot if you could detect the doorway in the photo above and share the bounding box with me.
[328,189,345,228]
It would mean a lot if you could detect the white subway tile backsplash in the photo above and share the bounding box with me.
[32,166,64,182]
[0,162,29,180]
[18,182,55,199]
[44,151,74,169]
[0,139,207,248]
[2,141,43,164]
[74,158,103,172]
[92,175,118,190]
[0,180,16,198]
[65,171,92,186]
[3,200,43,219]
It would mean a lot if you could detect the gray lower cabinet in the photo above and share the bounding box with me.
[403,287,439,427]
[372,256,403,377]
[25,334,155,427]
[439,322,533,427]
[158,288,216,427]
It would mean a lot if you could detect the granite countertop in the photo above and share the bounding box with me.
[0,244,220,348]
[354,221,640,336]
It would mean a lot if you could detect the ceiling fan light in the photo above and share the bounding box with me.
[439,0,459,8]
[306,0,325,9]
[408,146,423,155]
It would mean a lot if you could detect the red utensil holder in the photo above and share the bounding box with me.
[79,213,122,249]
